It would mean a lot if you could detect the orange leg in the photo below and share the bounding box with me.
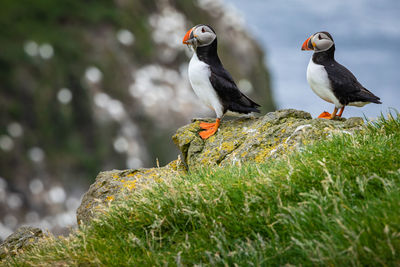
[337,106,345,117]
[318,107,338,120]
[199,118,220,139]
[330,107,338,119]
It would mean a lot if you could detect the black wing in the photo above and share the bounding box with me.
[209,65,260,114]
[324,61,381,105]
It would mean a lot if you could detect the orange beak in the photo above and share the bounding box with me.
[301,35,314,51]
[183,28,194,45]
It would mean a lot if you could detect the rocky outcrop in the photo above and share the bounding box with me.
[0,226,44,260]
[77,159,186,225]
[173,109,364,169]
[76,109,365,225]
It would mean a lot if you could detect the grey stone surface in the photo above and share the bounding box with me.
[0,226,44,260]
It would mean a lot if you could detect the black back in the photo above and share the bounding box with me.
[313,45,381,105]
[196,38,260,114]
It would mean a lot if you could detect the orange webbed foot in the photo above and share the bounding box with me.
[318,111,332,119]
[199,121,217,130]
[199,119,220,139]
[199,128,218,139]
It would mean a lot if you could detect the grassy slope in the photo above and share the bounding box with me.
[6,114,400,266]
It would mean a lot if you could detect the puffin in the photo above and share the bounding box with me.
[182,24,260,139]
[301,31,381,119]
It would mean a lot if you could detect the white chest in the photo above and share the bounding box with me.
[306,58,341,107]
[188,53,223,117]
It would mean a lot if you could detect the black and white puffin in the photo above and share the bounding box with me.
[182,24,260,139]
[301,31,381,119]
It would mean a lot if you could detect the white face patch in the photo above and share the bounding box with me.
[312,32,334,52]
[192,25,217,47]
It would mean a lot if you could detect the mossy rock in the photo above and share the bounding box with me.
[173,109,365,170]
[0,226,44,260]
[76,159,187,225]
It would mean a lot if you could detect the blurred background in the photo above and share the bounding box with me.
[0,0,398,240]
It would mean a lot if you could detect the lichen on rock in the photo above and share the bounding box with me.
[173,109,364,169]
[0,226,44,260]
[76,159,187,225]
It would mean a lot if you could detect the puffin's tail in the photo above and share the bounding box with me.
[229,93,261,114]
[359,87,382,104]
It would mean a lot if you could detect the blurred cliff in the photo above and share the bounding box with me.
[0,0,274,239]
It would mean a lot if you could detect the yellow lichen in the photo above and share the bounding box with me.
[123,180,137,191]
[286,121,294,127]
[221,141,235,151]
[254,148,273,163]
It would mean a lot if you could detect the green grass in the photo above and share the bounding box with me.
[6,113,400,266]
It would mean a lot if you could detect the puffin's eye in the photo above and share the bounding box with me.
[318,35,322,40]
[201,27,205,33]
